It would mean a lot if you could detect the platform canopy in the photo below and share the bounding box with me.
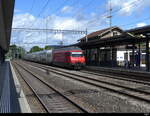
[0,0,15,52]
[126,25,150,37]
[73,26,150,49]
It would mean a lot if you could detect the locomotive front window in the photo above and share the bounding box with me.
[66,52,71,56]
[71,52,84,57]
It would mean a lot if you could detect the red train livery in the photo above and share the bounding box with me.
[52,47,85,69]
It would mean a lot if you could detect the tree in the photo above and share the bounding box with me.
[44,45,52,50]
[6,45,17,59]
[17,46,26,58]
[6,45,26,59]
[10,45,17,49]
[30,46,43,53]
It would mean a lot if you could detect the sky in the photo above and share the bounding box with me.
[11,0,150,51]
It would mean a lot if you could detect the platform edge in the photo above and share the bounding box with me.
[9,61,32,113]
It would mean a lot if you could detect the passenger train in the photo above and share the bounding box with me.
[24,47,86,70]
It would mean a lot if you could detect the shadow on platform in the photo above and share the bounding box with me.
[0,61,21,113]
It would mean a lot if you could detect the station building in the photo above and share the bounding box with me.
[78,26,123,67]
[75,26,150,71]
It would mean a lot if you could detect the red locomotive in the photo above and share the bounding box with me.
[52,47,85,69]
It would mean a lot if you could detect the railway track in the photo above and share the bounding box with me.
[12,61,89,113]
[12,63,49,113]
[84,67,150,82]
[80,70,150,86]
[21,60,150,104]
[24,60,150,86]
[23,60,150,87]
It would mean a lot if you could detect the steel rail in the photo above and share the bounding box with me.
[81,70,150,86]
[24,60,150,87]
[22,61,150,104]
[14,61,89,113]
[12,62,50,113]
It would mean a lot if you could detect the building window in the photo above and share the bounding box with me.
[113,31,119,36]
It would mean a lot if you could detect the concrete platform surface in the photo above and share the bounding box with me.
[0,61,31,113]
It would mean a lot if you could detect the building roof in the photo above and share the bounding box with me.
[68,25,150,49]
[53,46,82,52]
[75,33,150,49]
[126,25,150,36]
[79,26,123,41]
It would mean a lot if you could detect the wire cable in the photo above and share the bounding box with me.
[86,0,144,28]
[29,0,36,13]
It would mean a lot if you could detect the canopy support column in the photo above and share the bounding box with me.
[146,38,150,72]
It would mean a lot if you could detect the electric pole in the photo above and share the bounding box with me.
[85,28,88,42]
[107,0,114,67]
[61,32,64,46]
[108,0,112,36]
[46,17,48,49]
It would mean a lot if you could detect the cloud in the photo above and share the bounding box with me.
[12,13,36,28]
[61,6,73,13]
[14,9,22,13]
[109,0,150,15]
[136,22,147,27]
[11,10,107,51]
[112,0,136,15]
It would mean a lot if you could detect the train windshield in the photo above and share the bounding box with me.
[71,52,84,57]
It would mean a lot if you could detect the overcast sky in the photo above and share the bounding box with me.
[11,0,150,50]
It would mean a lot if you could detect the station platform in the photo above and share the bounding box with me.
[0,60,31,113]
[85,65,150,78]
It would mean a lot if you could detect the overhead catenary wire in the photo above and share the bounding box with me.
[45,0,68,17]
[86,0,143,25]
[112,0,144,17]
[37,0,52,17]
[52,0,81,17]
[30,0,52,28]
[64,0,97,31]
[12,0,149,46]
[29,0,36,13]
[43,0,77,45]
[13,0,38,47]
[31,0,69,29]
[119,16,150,28]
[82,0,146,33]
[71,0,94,19]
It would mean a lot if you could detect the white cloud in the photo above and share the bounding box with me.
[14,9,22,13]
[109,0,150,15]
[61,6,73,13]
[11,11,107,50]
[12,13,36,28]
[136,22,147,27]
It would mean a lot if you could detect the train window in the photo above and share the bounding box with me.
[72,54,84,57]
[66,52,71,56]
[113,31,118,36]
[71,52,84,57]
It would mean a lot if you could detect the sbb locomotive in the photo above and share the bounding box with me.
[24,47,86,70]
